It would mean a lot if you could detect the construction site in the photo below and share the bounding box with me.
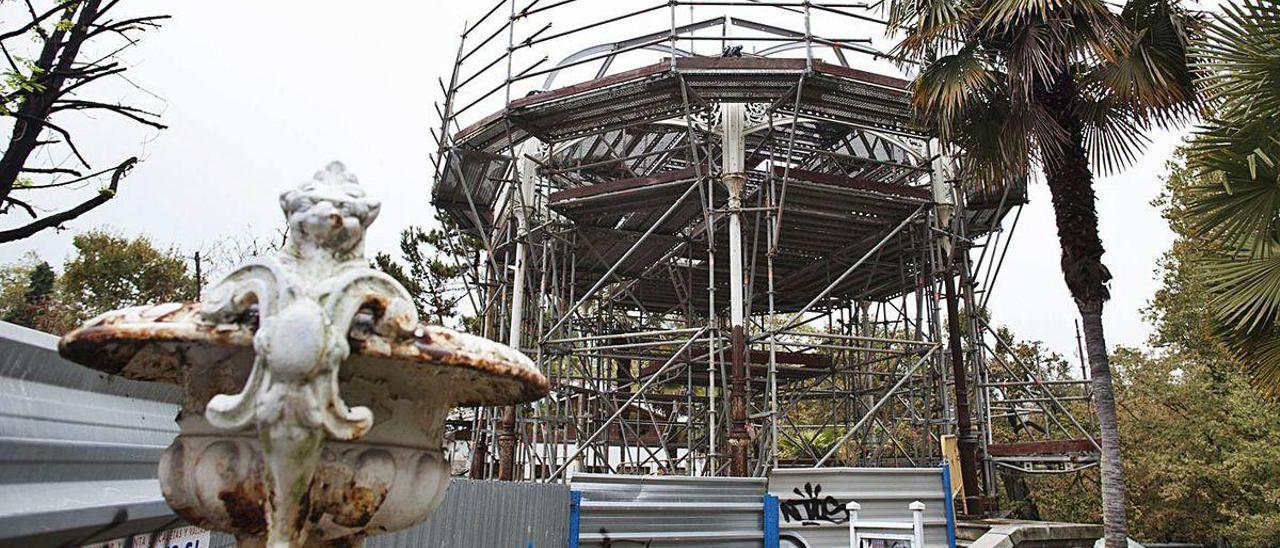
[429,0,1102,514]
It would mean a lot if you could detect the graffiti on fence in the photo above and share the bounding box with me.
[779,482,848,526]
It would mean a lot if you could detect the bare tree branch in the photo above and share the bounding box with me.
[10,112,92,167]
[3,0,78,42]
[0,157,136,243]
[0,42,21,73]
[50,99,166,129]
[14,162,127,189]
[20,166,82,176]
[2,196,37,218]
[85,15,169,41]
[54,66,127,98]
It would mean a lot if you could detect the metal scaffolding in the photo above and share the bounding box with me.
[429,0,1098,508]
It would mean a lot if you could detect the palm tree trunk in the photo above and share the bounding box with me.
[1039,72,1128,548]
[1080,299,1127,548]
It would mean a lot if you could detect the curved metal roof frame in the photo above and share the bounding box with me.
[539,14,905,91]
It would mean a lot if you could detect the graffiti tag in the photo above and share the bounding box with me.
[779,482,849,525]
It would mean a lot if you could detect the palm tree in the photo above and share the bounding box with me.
[1181,0,1280,391]
[884,0,1200,545]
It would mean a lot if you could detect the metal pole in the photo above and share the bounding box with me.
[944,258,982,513]
[548,328,707,480]
[497,0,520,482]
[722,102,750,477]
[814,344,940,466]
[930,139,982,511]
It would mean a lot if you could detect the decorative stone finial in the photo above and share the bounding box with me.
[57,161,548,548]
[278,161,381,263]
[202,161,417,548]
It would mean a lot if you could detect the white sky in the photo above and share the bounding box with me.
[0,1,1196,358]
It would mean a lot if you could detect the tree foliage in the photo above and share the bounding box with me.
[0,228,194,333]
[0,252,74,332]
[60,229,195,314]
[372,214,481,327]
[887,0,1200,194]
[887,1,1201,542]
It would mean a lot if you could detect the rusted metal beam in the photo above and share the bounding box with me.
[988,439,1098,457]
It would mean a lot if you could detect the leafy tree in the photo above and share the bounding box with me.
[2,259,54,323]
[0,1,169,243]
[0,229,194,334]
[56,229,194,326]
[0,253,76,333]
[373,214,481,327]
[1180,0,1280,392]
[0,254,47,326]
[885,0,1201,542]
[0,254,36,312]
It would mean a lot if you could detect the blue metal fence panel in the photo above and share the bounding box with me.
[764,494,780,548]
[941,463,956,548]
[569,491,582,548]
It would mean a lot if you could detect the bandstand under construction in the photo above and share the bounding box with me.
[429,0,1101,512]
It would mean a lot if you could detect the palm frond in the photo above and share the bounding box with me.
[912,44,1000,134]
[1001,18,1063,102]
[1074,94,1153,176]
[945,83,1050,194]
[887,0,977,59]
[1184,129,1280,250]
[1204,246,1280,394]
[977,0,1119,64]
[1101,0,1202,124]
[1206,244,1280,333]
[1186,0,1280,250]
[1194,0,1280,121]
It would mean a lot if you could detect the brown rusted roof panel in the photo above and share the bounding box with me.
[548,167,699,204]
[987,439,1099,456]
[774,166,932,201]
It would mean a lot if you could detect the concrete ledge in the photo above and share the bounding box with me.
[964,519,1103,548]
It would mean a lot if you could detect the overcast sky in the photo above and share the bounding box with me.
[0,1,1199,359]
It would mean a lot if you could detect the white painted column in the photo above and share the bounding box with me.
[724,105,746,332]
[508,141,540,350]
[721,103,750,476]
[929,138,955,253]
[500,139,540,481]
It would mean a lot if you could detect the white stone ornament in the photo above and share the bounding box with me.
[201,161,417,548]
[58,161,548,548]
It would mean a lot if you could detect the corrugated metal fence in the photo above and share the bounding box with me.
[569,473,770,547]
[0,322,569,548]
[768,467,953,548]
[371,479,569,548]
[0,322,233,548]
